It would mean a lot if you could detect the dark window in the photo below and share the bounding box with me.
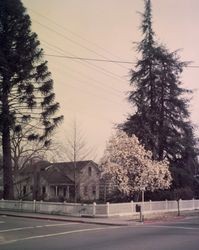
[23,186,26,195]
[92,185,96,195]
[84,186,88,196]
[63,187,67,197]
[42,186,46,195]
[88,166,92,176]
[52,186,56,196]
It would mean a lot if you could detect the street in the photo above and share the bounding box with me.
[0,215,199,250]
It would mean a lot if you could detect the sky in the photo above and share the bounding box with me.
[22,0,199,161]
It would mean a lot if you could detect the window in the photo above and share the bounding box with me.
[57,187,60,196]
[88,166,92,176]
[92,185,96,196]
[23,185,26,195]
[51,186,56,196]
[84,186,88,196]
[63,187,67,197]
[42,186,46,195]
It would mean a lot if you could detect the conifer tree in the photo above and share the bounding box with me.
[120,0,198,194]
[0,0,63,199]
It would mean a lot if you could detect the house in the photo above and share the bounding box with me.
[14,160,100,202]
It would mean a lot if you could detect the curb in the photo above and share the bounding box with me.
[0,211,128,227]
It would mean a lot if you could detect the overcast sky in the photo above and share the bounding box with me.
[22,0,199,161]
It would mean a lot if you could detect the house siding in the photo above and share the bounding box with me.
[79,162,100,201]
[14,161,100,202]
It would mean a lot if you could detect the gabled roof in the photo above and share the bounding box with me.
[41,167,74,185]
[45,160,99,173]
[19,160,50,174]
[19,160,99,185]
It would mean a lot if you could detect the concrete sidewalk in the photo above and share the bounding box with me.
[0,210,198,226]
[0,210,139,226]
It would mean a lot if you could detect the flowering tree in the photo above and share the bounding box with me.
[101,131,172,196]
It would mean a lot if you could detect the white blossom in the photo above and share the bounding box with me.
[100,131,172,195]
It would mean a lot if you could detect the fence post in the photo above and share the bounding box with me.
[165,199,168,211]
[33,200,36,213]
[131,200,134,214]
[20,199,22,211]
[93,202,96,217]
[192,198,195,210]
[39,200,43,213]
[106,202,110,217]
[177,199,181,216]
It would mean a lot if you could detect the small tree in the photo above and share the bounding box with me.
[10,123,58,173]
[100,131,171,199]
[55,120,96,202]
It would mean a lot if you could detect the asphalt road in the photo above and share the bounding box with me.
[0,215,199,250]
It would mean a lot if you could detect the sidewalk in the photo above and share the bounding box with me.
[0,209,198,226]
[0,210,139,226]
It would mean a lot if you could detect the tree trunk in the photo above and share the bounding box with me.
[2,81,14,199]
[158,70,165,161]
[74,161,77,203]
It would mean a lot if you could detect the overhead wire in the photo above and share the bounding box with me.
[48,59,124,102]
[42,41,124,96]
[40,39,128,87]
[26,7,199,111]
[29,9,199,69]
[44,54,135,65]
[44,53,199,68]
[50,63,127,108]
[33,19,128,81]
[41,42,127,106]
[28,8,129,70]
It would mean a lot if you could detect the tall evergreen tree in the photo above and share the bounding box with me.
[0,0,63,199]
[120,0,198,194]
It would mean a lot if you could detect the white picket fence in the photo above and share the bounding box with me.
[0,199,198,217]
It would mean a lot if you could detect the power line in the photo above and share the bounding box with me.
[44,53,199,68]
[45,54,135,65]
[187,65,199,68]
[28,10,199,70]
[40,39,127,84]
[41,41,126,99]
[39,45,128,107]
[33,19,129,75]
[50,65,126,107]
[48,59,123,98]
[28,8,129,70]
[38,37,126,81]
[28,8,199,70]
